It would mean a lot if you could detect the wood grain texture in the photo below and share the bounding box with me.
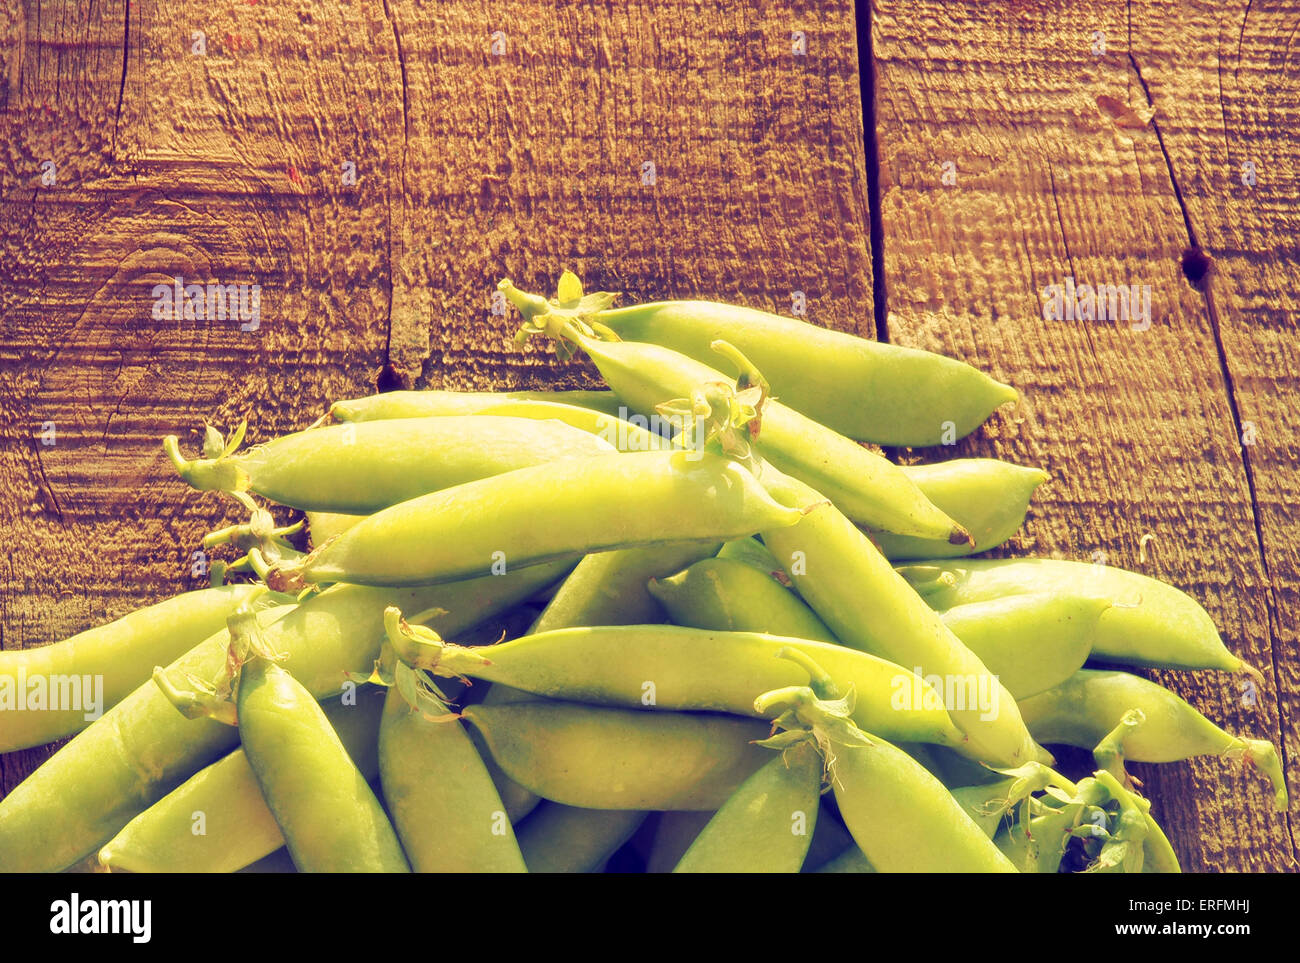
[872,0,1296,870]
[0,0,873,821]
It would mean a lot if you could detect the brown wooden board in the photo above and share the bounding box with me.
[871,0,1296,870]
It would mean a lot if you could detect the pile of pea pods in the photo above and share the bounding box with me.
[0,271,1288,874]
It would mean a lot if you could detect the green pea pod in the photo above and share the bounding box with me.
[0,583,265,753]
[459,701,772,810]
[531,540,722,634]
[673,742,822,873]
[306,510,367,547]
[332,393,670,452]
[496,540,722,820]
[867,460,1048,559]
[896,557,1259,678]
[938,594,1110,699]
[501,281,966,543]
[1018,669,1288,811]
[589,298,1017,447]
[289,451,811,588]
[237,655,408,872]
[0,562,569,873]
[330,389,625,422]
[409,624,965,748]
[648,557,839,643]
[716,536,787,574]
[378,685,526,873]
[517,803,648,873]
[166,415,614,513]
[756,686,1016,872]
[758,466,1048,768]
[98,687,387,873]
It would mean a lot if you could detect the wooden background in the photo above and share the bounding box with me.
[1,0,1296,872]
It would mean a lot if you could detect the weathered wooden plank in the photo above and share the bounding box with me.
[1,0,874,824]
[1125,0,1300,870]
[872,0,1294,870]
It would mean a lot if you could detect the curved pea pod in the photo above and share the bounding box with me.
[758,467,1049,768]
[938,594,1110,699]
[237,656,409,873]
[1018,669,1288,811]
[897,557,1259,678]
[673,741,822,873]
[868,460,1048,559]
[458,701,772,810]
[0,583,264,753]
[591,298,1018,447]
[516,803,648,873]
[501,283,966,543]
[831,738,1018,872]
[378,684,526,873]
[0,562,569,873]
[98,687,387,873]
[287,451,811,588]
[648,557,839,644]
[417,625,967,748]
[330,389,625,422]
[166,415,614,513]
[531,540,722,634]
[756,686,1016,872]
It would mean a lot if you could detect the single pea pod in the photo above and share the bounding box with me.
[0,562,569,873]
[491,540,722,820]
[1018,669,1288,811]
[305,510,367,547]
[588,296,1018,447]
[330,389,625,422]
[379,611,527,872]
[937,594,1109,699]
[867,460,1048,559]
[332,392,671,452]
[236,653,409,873]
[758,466,1048,768]
[648,557,839,643]
[516,803,649,873]
[531,540,722,633]
[165,415,615,513]
[896,557,1260,678]
[97,687,387,873]
[755,686,1016,872]
[0,582,264,753]
[459,700,772,810]
[501,281,966,544]
[403,624,966,748]
[673,741,822,873]
[285,451,812,588]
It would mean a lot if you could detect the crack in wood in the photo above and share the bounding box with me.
[112,0,129,154]
[1127,26,1292,857]
[855,0,889,342]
